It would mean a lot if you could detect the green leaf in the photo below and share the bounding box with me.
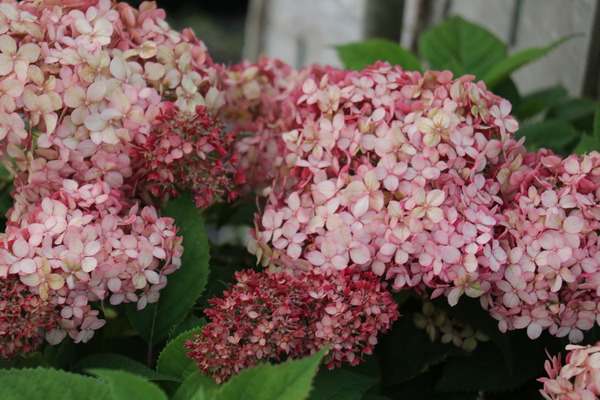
[418,16,506,78]
[0,354,49,370]
[308,368,377,400]
[215,347,328,400]
[336,39,422,71]
[0,367,111,400]
[127,193,210,344]
[43,338,76,369]
[73,353,182,382]
[549,97,597,122]
[595,103,600,140]
[435,334,547,393]
[491,78,521,109]
[157,326,206,380]
[375,317,467,387]
[173,372,218,400]
[516,119,581,154]
[573,134,600,154]
[91,368,168,400]
[169,315,206,340]
[483,34,580,89]
[514,85,568,121]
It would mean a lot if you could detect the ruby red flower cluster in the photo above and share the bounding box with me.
[132,102,244,208]
[0,274,60,359]
[185,269,399,383]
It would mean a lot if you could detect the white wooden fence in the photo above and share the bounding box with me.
[243,0,600,99]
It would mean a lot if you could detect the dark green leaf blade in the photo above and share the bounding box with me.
[0,367,112,400]
[91,368,168,400]
[173,372,218,400]
[336,39,422,71]
[594,102,600,140]
[127,193,210,344]
[434,333,547,393]
[375,317,467,388]
[215,347,328,400]
[516,119,581,154]
[157,326,206,380]
[73,353,182,382]
[573,134,600,154]
[308,368,377,400]
[483,34,581,89]
[418,16,506,78]
[514,85,568,121]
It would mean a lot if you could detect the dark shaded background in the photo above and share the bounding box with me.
[125,0,249,64]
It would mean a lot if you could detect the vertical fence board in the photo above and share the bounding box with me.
[244,0,366,68]
[510,0,596,97]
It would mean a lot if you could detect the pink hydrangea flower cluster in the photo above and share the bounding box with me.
[0,0,235,355]
[236,59,600,343]
[539,342,600,399]
[185,269,399,383]
[222,56,336,194]
[1,0,225,214]
[483,151,600,342]
[245,63,521,301]
[1,179,182,345]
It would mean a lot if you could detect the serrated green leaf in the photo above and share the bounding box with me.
[91,368,168,400]
[516,119,581,154]
[308,368,377,400]
[573,134,600,154]
[73,353,181,382]
[336,39,422,71]
[483,34,580,89]
[215,347,328,400]
[169,315,206,340]
[418,16,506,78]
[127,193,210,344]
[157,325,206,380]
[0,367,111,400]
[173,372,218,400]
[0,354,48,370]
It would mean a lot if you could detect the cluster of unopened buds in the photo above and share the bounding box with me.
[413,300,488,352]
[539,342,600,399]
[0,0,239,358]
[185,268,399,383]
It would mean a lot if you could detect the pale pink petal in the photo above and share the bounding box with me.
[306,251,326,266]
[0,54,13,75]
[17,43,40,62]
[563,216,584,234]
[350,245,370,265]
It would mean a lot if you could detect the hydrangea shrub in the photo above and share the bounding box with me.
[0,1,598,399]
